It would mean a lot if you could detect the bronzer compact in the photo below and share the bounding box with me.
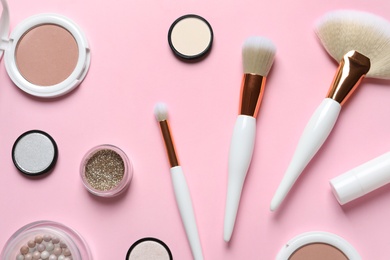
[0,0,90,98]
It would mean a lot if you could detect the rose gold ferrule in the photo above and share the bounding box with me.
[159,120,179,167]
[326,50,371,106]
[239,73,266,118]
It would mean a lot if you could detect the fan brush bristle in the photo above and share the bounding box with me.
[315,10,390,79]
[242,36,276,76]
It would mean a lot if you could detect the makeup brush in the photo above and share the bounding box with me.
[270,10,390,211]
[154,102,204,260]
[224,36,276,242]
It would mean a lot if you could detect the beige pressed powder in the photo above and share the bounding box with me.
[168,14,213,60]
[15,24,79,86]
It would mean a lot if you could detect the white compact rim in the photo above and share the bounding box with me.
[4,13,91,98]
[276,231,361,259]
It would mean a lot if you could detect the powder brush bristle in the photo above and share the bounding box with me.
[242,36,276,76]
[154,102,168,122]
[315,10,390,79]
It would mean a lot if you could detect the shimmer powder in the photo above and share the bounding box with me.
[126,238,172,260]
[15,24,79,86]
[289,243,348,260]
[12,130,58,176]
[81,145,132,197]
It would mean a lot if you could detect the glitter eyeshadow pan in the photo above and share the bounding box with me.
[80,144,133,197]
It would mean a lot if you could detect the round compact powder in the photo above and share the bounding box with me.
[289,243,348,260]
[80,145,133,197]
[168,14,213,60]
[3,13,91,98]
[126,238,172,260]
[15,24,79,86]
[12,130,58,176]
[276,232,361,260]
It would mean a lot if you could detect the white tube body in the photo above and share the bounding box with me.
[330,152,390,205]
[271,98,341,211]
[171,166,203,260]
[224,115,256,242]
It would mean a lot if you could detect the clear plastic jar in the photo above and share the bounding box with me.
[1,220,92,260]
[80,144,133,197]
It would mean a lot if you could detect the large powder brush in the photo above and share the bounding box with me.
[224,36,276,241]
[271,10,390,211]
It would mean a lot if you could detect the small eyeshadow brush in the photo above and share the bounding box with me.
[154,102,204,260]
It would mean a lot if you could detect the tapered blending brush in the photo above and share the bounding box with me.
[271,10,390,211]
[224,36,276,242]
[154,103,204,260]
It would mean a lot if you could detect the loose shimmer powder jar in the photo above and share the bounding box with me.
[276,231,361,260]
[80,145,133,197]
[126,238,172,260]
[168,14,213,60]
[0,0,90,97]
[12,130,58,176]
[0,221,92,260]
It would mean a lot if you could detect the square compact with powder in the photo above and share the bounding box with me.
[0,0,90,98]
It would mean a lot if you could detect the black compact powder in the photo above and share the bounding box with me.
[168,14,213,60]
[12,130,58,176]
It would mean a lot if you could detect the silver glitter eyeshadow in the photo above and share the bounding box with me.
[12,130,58,175]
[85,149,125,191]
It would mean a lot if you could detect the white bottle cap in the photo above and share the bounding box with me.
[330,152,390,205]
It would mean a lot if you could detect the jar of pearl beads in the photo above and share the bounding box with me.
[0,221,92,260]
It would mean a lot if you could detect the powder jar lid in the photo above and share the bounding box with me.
[12,130,58,176]
[0,220,92,260]
[80,144,133,197]
[1,11,90,97]
[276,231,361,260]
[168,14,213,60]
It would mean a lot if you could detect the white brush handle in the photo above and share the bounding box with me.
[271,98,341,211]
[224,115,256,242]
[171,166,203,260]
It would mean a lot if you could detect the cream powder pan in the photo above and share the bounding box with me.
[0,0,90,98]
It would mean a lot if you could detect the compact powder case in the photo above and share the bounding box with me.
[276,231,361,260]
[80,144,133,197]
[168,14,213,60]
[0,0,90,98]
[12,130,58,176]
[126,237,172,260]
[0,220,92,260]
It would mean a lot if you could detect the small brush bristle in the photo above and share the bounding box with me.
[242,36,276,76]
[315,10,390,79]
[154,102,168,121]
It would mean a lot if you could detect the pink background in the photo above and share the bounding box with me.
[0,0,390,259]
